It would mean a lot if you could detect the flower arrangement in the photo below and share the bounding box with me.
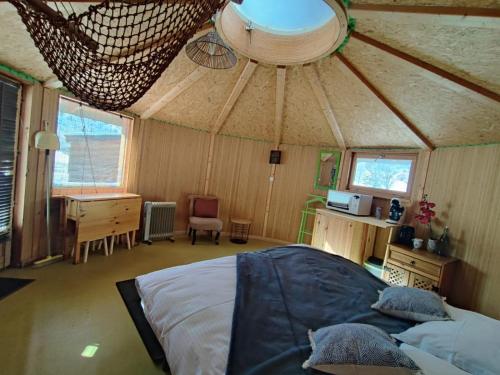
[415,194,436,238]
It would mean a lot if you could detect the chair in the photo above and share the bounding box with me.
[188,195,223,245]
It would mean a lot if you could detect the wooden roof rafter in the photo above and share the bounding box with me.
[352,32,500,103]
[336,53,434,150]
[274,66,286,147]
[141,66,208,119]
[303,63,346,150]
[211,59,258,135]
[349,4,500,18]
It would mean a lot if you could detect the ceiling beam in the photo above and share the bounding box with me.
[274,66,286,147]
[212,59,258,135]
[303,64,346,150]
[336,53,434,150]
[352,32,500,103]
[349,4,500,17]
[140,66,207,120]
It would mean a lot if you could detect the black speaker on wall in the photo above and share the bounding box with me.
[269,150,282,165]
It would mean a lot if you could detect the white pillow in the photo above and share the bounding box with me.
[400,344,471,375]
[393,304,500,375]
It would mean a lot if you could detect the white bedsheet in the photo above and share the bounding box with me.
[136,256,237,375]
[135,255,467,375]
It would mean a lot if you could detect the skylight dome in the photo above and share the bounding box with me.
[231,0,335,35]
[216,0,348,66]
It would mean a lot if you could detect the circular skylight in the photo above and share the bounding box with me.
[231,0,335,35]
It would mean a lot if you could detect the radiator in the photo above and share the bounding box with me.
[143,202,176,243]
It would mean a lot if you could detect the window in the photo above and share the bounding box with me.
[0,77,20,241]
[53,97,133,195]
[349,152,417,198]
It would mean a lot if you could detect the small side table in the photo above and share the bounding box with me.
[230,218,252,244]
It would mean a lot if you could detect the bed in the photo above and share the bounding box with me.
[119,245,472,375]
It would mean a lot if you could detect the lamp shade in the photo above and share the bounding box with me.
[185,31,237,69]
[35,130,60,151]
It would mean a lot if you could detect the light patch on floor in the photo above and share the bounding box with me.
[0,236,279,375]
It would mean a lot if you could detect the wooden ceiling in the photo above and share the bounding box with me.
[0,0,499,148]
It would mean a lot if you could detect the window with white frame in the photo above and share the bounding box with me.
[53,97,132,194]
[348,152,417,198]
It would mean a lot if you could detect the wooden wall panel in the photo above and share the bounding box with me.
[422,145,500,318]
[130,120,211,231]
[12,85,60,265]
[267,144,325,242]
[128,121,330,243]
[208,136,271,236]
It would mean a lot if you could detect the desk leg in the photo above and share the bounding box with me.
[62,205,68,260]
[126,232,131,250]
[110,236,115,255]
[131,231,136,247]
[74,242,81,265]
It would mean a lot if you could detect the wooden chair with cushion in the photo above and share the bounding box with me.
[188,195,223,245]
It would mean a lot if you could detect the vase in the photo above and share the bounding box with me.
[427,239,438,253]
[412,238,423,250]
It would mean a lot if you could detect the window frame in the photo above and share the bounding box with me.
[347,151,418,200]
[51,96,134,196]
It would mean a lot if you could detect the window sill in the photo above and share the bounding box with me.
[346,187,412,203]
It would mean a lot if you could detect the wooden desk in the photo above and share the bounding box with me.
[311,208,400,265]
[63,193,142,264]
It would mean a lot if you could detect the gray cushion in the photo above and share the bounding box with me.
[303,323,420,375]
[371,287,450,322]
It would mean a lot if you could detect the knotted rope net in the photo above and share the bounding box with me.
[9,0,232,111]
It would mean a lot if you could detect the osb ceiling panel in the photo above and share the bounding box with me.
[316,57,417,148]
[221,65,276,141]
[281,66,339,147]
[153,56,247,132]
[343,38,500,146]
[127,48,200,116]
[0,4,53,81]
[352,12,500,93]
[352,0,500,6]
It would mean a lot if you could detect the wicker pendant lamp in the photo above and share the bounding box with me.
[186,31,237,69]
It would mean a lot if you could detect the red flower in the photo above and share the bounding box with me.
[415,195,436,226]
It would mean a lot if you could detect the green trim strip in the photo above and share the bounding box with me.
[0,63,39,84]
[435,142,500,150]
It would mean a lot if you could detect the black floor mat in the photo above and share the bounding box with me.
[0,277,34,301]
[116,279,170,373]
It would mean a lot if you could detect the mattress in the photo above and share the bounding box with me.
[135,254,469,375]
[136,256,236,375]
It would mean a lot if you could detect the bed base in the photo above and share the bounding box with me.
[116,279,170,373]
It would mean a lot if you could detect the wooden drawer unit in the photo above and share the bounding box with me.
[383,244,458,297]
[64,193,142,264]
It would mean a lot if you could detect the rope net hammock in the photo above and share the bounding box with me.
[8,0,237,111]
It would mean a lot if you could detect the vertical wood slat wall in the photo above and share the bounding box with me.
[422,145,500,319]
[12,84,59,266]
[128,119,326,241]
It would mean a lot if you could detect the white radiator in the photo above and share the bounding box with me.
[143,202,176,243]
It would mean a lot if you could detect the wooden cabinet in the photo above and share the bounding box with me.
[383,244,458,297]
[311,209,399,265]
[64,193,142,264]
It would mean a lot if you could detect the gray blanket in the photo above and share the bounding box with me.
[226,246,414,375]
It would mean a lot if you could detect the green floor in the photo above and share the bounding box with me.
[0,236,277,375]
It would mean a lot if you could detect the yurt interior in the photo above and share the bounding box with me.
[0,0,499,374]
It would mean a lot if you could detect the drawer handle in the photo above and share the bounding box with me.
[410,260,416,265]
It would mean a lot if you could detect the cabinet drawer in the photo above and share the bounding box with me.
[388,248,441,278]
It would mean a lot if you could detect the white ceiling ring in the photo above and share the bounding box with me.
[215,0,348,66]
